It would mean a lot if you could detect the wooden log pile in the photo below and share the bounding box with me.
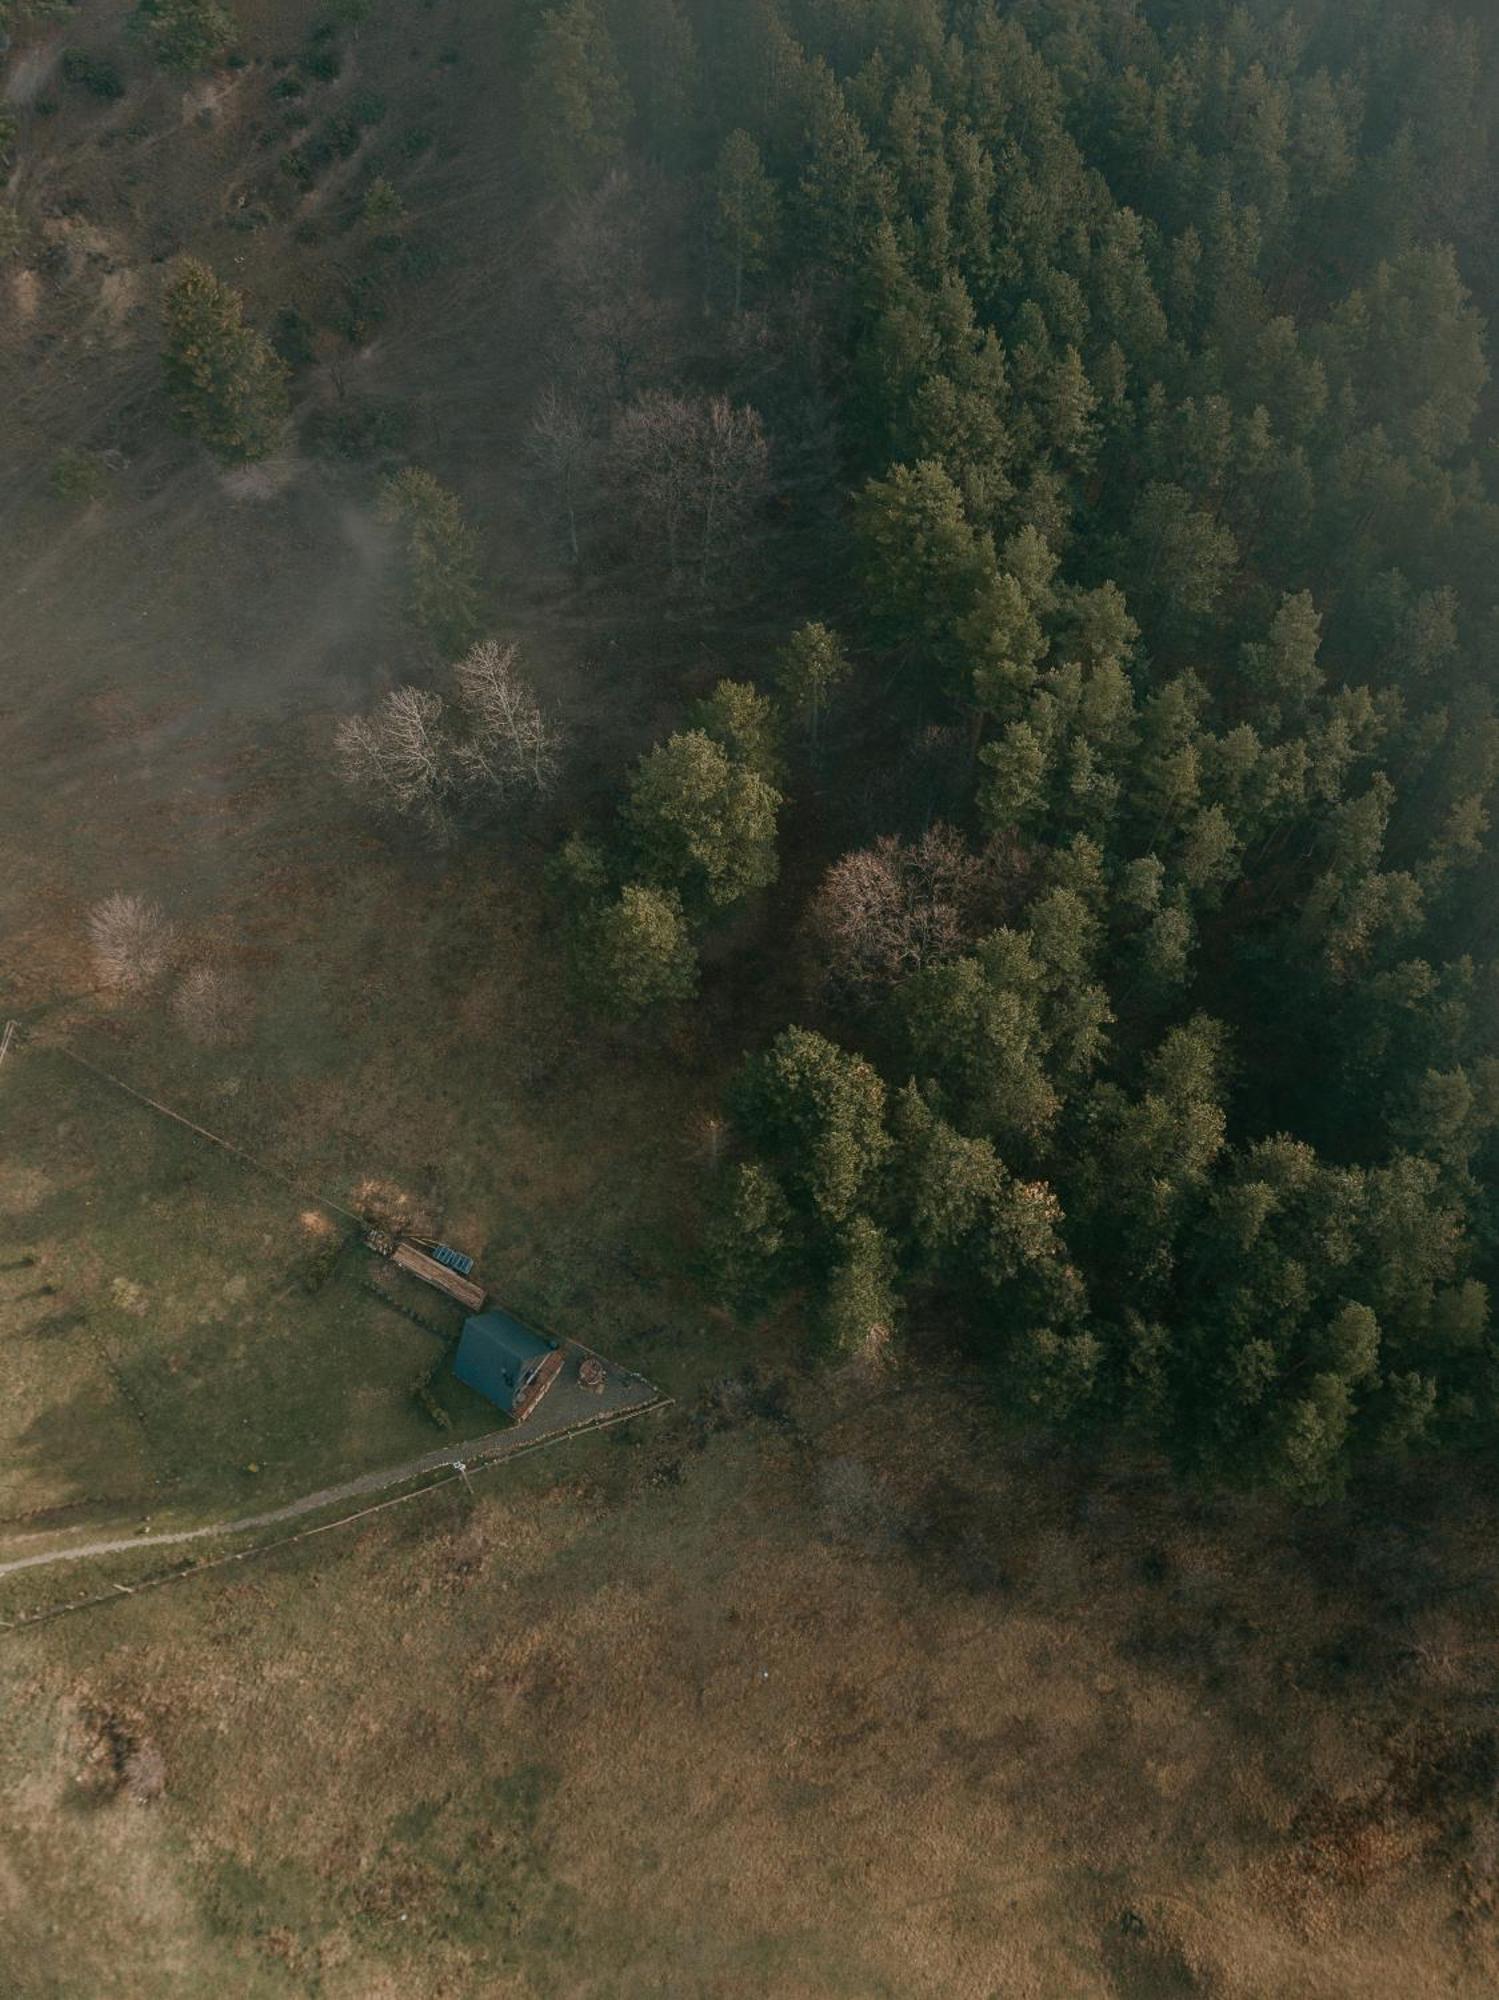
[391,1240,486,1312]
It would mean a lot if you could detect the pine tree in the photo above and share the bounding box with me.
[161,259,288,464]
[776,622,852,751]
[688,680,784,786]
[379,469,483,655]
[731,1027,891,1231]
[713,129,779,313]
[523,0,633,197]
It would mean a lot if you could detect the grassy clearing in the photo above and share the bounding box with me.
[3,1380,1495,1998]
[0,1042,493,1526]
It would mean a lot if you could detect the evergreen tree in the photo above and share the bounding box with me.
[523,0,632,196]
[776,621,852,751]
[689,679,784,786]
[713,129,779,312]
[731,1027,891,1232]
[161,259,288,464]
[379,470,483,655]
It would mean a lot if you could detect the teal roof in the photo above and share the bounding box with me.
[454,1309,555,1413]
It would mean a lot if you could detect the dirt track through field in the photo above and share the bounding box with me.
[0,1361,669,1590]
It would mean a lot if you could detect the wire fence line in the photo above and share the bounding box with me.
[29,1032,368,1226]
[8,1027,659,1379]
[0,1028,675,1625]
[0,1394,673,1635]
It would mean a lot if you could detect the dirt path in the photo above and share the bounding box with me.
[0,1358,667,1584]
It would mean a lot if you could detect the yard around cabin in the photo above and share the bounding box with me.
[2,1,1499,1995]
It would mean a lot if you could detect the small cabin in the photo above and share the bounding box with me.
[454,1308,563,1422]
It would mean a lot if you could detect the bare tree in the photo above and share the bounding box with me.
[806,825,995,1002]
[334,685,454,838]
[86,893,177,995]
[336,645,561,839]
[171,963,247,1047]
[452,639,561,803]
[610,391,769,592]
[549,171,674,409]
[527,385,595,566]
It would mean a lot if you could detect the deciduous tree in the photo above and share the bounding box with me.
[624,729,781,913]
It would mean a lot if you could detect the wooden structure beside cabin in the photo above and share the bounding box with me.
[391,1240,486,1312]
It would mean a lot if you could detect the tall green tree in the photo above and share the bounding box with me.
[379,470,483,655]
[523,0,632,196]
[731,1027,891,1233]
[713,128,779,312]
[624,729,781,914]
[569,882,698,1019]
[161,259,288,464]
[776,621,852,751]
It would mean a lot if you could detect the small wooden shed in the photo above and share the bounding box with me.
[454,1308,563,1422]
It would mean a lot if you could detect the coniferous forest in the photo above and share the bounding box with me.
[516,0,1499,1502]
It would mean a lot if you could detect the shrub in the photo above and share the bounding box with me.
[86,894,177,994]
[170,963,246,1045]
[61,50,127,99]
[50,449,109,506]
[132,0,234,74]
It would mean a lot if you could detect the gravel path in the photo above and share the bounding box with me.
[0,1346,665,1583]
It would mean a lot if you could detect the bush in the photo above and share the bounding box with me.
[346,88,386,129]
[86,893,177,994]
[132,0,234,74]
[303,398,412,462]
[170,963,247,1045]
[50,448,109,506]
[61,50,126,99]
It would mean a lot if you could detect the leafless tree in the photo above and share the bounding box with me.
[806,824,996,1002]
[610,391,769,592]
[86,893,178,995]
[334,685,455,838]
[171,964,247,1047]
[527,385,595,566]
[549,171,675,409]
[452,639,561,803]
[336,645,561,839]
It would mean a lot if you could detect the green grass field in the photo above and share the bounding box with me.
[0,1042,507,1528]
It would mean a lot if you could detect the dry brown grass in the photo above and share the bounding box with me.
[3,1383,1497,1998]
